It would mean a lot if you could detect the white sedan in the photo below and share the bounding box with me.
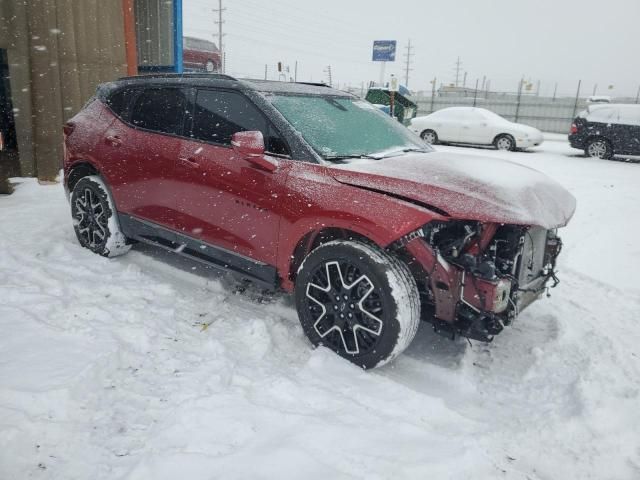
[409,107,543,151]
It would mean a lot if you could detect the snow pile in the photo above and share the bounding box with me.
[1,137,639,479]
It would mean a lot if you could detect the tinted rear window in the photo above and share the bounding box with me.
[106,87,138,120]
[130,87,189,135]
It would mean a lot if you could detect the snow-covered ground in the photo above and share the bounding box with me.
[1,137,639,479]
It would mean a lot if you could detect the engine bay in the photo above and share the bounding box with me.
[412,220,563,342]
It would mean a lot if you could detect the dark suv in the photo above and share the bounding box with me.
[63,74,575,368]
[569,103,640,159]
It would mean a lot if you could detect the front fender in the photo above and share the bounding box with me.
[275,162,443,291]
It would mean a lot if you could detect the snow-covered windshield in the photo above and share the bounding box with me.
[269,94,430,160]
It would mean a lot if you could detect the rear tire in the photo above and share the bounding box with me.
[494,134,516,151]
[70,176,131,257]
[586,138,613,159]
[295,240,420,369]
[420,129,438,145]
[205,59,216,72]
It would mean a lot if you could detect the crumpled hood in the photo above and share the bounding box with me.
[328,152,576,229]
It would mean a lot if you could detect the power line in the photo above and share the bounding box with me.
[225,32,372,66]
[223,18,369,54]
[222,4,373,51]
[235,0,359,31]
[403,39,414,87]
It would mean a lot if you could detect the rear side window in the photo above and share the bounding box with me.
[130,87,189,135]
[105,87,138,120]
[192,89,288,155]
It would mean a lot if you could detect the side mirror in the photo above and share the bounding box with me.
[231,130,277,172]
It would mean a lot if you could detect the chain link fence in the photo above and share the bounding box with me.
[412,92,639,133]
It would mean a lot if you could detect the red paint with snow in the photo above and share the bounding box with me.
[63,75,575,352]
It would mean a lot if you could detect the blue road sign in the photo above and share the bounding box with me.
[372,40,397,62]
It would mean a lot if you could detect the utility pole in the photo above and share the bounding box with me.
[572,79,582,119]
[213,0,226,73]
[402,39,414,87]
[515,77,523,123]
[473,78,479,106]
[430,77,436,112]
[324,65,332,86]
[463,71,467,88]
[294,60,298,82]
[264,64,267,80]
[454,56,462,87]
[592,83,598,96]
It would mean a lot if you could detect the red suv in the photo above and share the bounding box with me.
[63,74,575,369]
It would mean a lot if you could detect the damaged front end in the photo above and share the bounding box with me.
[397,220,563,342]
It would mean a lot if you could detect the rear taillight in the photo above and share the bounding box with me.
[569,123,578,134]
[63,122,75,137]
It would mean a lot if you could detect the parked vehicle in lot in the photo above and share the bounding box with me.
[569,104,640,159]
[409,107,544,151]
[182,36,221,73]
[63,74,575,368]
[586,95,611,104]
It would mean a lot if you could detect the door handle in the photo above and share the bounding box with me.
[105,134,122,147]
[179,156,200,169]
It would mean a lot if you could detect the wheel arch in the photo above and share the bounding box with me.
[493,132,515,144]
[585,135,614,158]
[66,161,100,192]
[585,134,612,146]
[287,227,375,289]
[420,128,438,141]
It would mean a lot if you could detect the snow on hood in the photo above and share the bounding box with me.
[514,124,543,136]
[329,152,576,229]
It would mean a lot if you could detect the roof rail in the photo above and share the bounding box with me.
[117,73,237,81]
[295,81,330,87]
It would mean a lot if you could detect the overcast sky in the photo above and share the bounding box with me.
[183,0,640,98]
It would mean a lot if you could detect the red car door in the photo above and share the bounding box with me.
[101,86,189,230]
[174,88,291,266]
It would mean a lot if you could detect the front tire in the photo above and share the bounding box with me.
[295,240,420,369]
[586,138,613,159]
[420,129,438,145]
[205,59,216,72]
[70,176,131,257]
[494,134,516,151]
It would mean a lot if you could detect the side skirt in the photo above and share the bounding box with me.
[118,213,279,289]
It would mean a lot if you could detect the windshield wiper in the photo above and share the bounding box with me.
[324,154,381,162]
[325,148,431,162]
[374,147,431,159]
